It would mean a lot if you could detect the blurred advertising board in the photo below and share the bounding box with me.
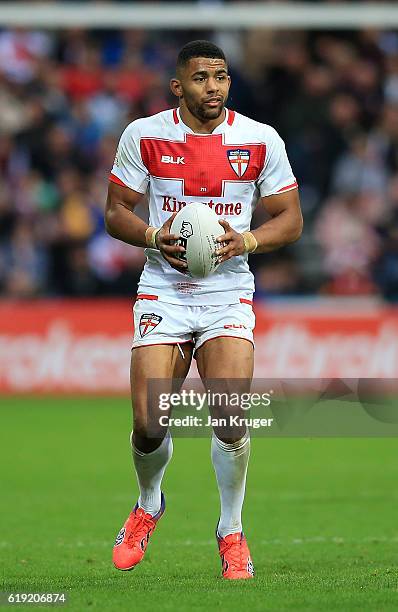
[0,299,397,393]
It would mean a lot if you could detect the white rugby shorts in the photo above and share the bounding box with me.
[132,295,255,354]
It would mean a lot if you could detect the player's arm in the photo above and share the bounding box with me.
[216,188,302,262]
[105,181,149,247]
[105,181,187,271]
[251,187,303,253]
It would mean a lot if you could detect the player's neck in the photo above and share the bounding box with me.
[179,106,226,134]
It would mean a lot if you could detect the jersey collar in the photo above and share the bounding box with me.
[174,107,235,134]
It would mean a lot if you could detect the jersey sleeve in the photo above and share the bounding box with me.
[257,128,297,197]
[109,123,149,194]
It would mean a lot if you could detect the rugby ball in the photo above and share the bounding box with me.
[170,202,225,278]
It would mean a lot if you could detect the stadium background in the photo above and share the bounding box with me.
[1,6,398,387]
[1,17,398,302]
[1,3,398,611]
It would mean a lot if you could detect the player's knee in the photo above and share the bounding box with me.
[132,419,151,440]
[131,428,166,453]
[132,412,167,446]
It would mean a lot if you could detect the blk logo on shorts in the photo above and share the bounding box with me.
[224,324,247,329]
[139,313,163,337]
[227,149,250,178]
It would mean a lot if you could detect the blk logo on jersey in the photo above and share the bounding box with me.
[161,155,185,165]
[227,149,250,178]
[139,313,163,337]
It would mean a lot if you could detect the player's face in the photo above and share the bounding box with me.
[173,57,231,121]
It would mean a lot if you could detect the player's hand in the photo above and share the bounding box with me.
[215,219,245,263]
[156,213,188,273]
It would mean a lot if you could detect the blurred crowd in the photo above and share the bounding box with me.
[0,26,397,300]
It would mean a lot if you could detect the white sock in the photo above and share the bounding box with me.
[211,430,250,538]
[132,431,173,516]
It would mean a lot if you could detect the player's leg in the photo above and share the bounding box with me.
[196,335,253,442]
[196,337,253,534]
[196,333,255,579]
[131,342,193,512]
[113,292,194,569]
[113,342,193,571]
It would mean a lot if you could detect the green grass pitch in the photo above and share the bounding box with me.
[1,396,398,611]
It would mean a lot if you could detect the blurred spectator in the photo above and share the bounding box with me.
[253,255,304,297]
[331,133,388,196]
[1,221,48,297]
[373,177,398,301]
[315,194,382,295]
[0,28,52,84]
[61,46,103,101]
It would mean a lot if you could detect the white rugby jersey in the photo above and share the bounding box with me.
[109,107,297,305]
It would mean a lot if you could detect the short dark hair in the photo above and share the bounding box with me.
[177,40,226,70]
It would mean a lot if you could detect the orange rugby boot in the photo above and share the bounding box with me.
[113,493,165,571]
[217,529,255,580]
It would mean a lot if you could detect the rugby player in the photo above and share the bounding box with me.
[105,40,302,579]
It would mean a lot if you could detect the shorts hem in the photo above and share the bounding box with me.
[135,294,254,307]
[132,339,193,350]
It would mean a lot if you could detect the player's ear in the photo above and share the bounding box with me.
[170,78,183,98]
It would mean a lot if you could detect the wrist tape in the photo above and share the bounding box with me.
[145,226,160,250]
[242,231,258,253]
